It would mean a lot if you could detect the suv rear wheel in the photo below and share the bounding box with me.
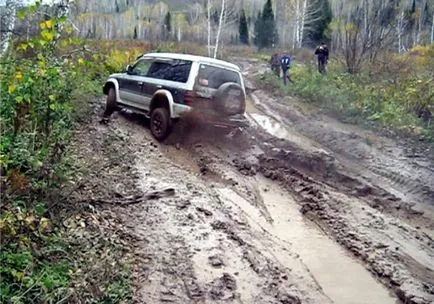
[150,107,171,141]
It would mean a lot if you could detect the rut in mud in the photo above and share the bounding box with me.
[88,59,434,304]
[96,111,398,304]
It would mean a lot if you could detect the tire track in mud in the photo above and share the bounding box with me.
[246,67,434,221]
[104,111,334,303]
[151,126,401,303]
[252,145,434,304]
[233,60,434,303]
[217,181,396,304]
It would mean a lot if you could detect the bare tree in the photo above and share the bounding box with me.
[396,10,407,53]
[431,12,434,44]
[291,0,323,48]
[214,0,225,58]
[1,0,17,56]
[189,2,203,25]
[207,0,212,56]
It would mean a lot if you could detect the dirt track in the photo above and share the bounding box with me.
[82,59,434,304]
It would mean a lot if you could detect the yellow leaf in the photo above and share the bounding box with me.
[78,58,84,65]
[18,43,28,51]
[48,95,55,101]
[45,20,54,29]
[40,21,46,29]
[8,85,17,94]
[40,218,51,230]
[41,30,54,42]
[15,72,23,81]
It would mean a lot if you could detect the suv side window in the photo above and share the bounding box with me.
[131,59,151,76]
[147,59,192,83]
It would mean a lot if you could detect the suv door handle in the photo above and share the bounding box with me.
[137,81,143,86]
[156,85,162,89]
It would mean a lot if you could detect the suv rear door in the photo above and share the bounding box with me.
[193,64,244,111]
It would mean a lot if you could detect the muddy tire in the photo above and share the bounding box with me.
[105,87,118,116]
[150,107,171,141]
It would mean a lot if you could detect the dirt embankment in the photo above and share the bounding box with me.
[72,59,433,304]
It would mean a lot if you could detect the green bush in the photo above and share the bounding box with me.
[259,57,434,140]
[0,5,131,303]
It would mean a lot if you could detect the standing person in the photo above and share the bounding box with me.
[314,42,329,74]
[269,52,280,77]
[280,53,293,85]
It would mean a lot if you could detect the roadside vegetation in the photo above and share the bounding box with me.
[0,2,214,302]
[258,45,434,141]
[0,5,134,304]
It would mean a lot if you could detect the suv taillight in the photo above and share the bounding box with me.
[184,90,196,106]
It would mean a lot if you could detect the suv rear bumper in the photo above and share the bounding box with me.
[180,111,249,129]
[206,113,249,128]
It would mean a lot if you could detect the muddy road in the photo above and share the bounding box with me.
[93,59,434,304]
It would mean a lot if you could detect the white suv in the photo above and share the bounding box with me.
[103,53,248,140]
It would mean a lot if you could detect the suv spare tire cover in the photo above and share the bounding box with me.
[214,82,246,116]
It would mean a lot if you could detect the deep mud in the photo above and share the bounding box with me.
[77,58,434,303]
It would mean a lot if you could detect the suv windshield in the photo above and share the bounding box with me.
[197,64,241,89]
[147,59,192,83]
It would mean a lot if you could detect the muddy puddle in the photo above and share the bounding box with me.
[218,177,397,304]
[248,112,324,154]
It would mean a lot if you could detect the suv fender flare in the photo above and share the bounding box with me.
[150,89,175,118]
[103,78,120,102]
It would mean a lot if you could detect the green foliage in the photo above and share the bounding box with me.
[254,0,278,49]
[0,5,132,304]
[239,9,249,45]
[305,0,332,44]
[162,11,172,41]
[165,11,172,34]
[254,11,262,47]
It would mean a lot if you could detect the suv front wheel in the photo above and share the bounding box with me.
[150,107,171,141]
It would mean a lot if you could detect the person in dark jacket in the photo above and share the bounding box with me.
[280,53,293,85]
[314,42,329,73]
[269,52,281,77]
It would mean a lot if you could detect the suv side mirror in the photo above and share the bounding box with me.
[126,65,132,74]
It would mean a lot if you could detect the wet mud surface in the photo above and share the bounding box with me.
[82,59,434,303]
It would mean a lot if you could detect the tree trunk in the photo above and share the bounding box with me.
[214,0,225,59]
[416,8,422,45]
[292,0,299,50]
[0,0,17,56]
[298,0,308,48]
[431,13,434,44]
[207,0,212,57]
[397,11,405,53]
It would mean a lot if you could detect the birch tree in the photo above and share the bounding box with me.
[1,0,17,56]
[214,0,225,58]
[431,12,434,43]
[207,0,212,56]
[290,0,324,48]
[396,10,407,53]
